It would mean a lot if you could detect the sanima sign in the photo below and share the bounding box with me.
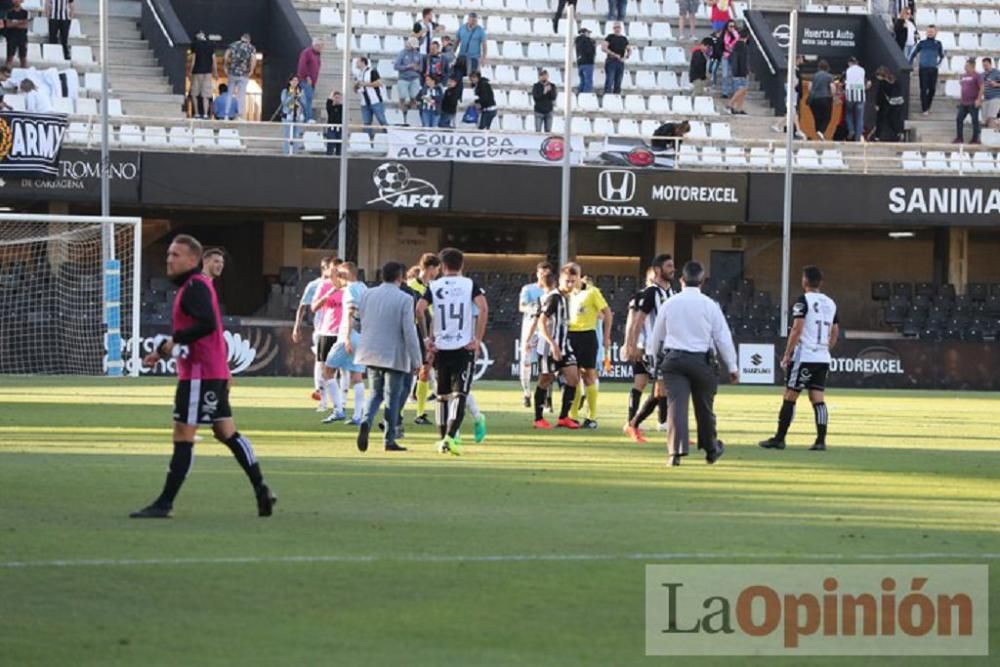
[575,168,746,222]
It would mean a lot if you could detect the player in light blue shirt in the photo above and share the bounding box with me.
[518,262,553,407]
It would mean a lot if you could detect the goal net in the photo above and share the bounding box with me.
[0,214,141,376]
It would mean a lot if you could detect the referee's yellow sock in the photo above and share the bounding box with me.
[570,384,584,421]
[415,379,429,415]
[585,384,599,421]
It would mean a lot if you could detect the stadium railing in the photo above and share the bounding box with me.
[61,113,1000,175]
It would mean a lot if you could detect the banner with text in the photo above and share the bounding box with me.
[0,111,67,177]
[386,127,584,165]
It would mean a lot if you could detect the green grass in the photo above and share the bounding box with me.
[0,378,997,666]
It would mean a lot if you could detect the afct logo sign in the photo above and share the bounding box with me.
[645,565,988,656]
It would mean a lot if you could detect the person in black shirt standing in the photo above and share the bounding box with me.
[532,69,557,133]
[5,0,30,68]
[552,0,577,33]
[189,30,218,119]
[469,70,497,129]
[726,28,750,115]
[44,0,73,62]
[689,38,710,97]
[439,76,461,128]
[325,90,342,155]
[575,27,595,93]
[602,22,630,94]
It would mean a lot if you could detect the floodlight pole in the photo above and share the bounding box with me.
[99,0,112,260]
[779,10,798,335]
[336,0,353,260]
[558,4,575,268]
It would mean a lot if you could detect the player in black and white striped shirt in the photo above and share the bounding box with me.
[622,254,674,443]
[45,0,74,62]
[531,265,581,430]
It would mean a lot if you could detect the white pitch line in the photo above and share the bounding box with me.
[2,552,999,569]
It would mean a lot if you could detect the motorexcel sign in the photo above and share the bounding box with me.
[573,168,747,222]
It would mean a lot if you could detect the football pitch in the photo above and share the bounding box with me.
[1,377,997,666]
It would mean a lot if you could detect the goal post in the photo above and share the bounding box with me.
[0,213,142,377]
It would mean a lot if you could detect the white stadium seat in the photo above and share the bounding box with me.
[571,116,592,135]
[550,43,566,62]
[648,94,671,114]
[651,23,673,41]
[658,71,680,90]
[642,47,664,66]
[724,147,747,166]
[945,80,961,98]
[118,124,143,146]
[618,118,640,136]
[26,43,42,64]
[603,95,624,114]
[701,146,724,165]
[31,16,48,36]
[169,126,192,147]
[367,10,389,29]
[821,149,846,170]
[509,18,532,35]
[795,148,821,169]
[901,151,923,170]
[217,128,244,150]
[624,94,646,114]
[679,145,700,165]
[923,151,949,171]
[982,34,1000,51]
[359,34,381,53]
[749,147,771,167]
[664,47,686,66]
[687,121,707,139]
[84,72,103,93]
[145,126,168,146]
[629,23,651,41]
[693,96,716,115]
[710,122,732,140]
[303,131,326,153]
[501,113,523,132]
[949,151,974,173]
[75,97,97,115]
[71,45,95,66]
[593,117,615,136]
[52,97,73,114]
[390,12,413,30]
[958,33,979,51]
[982,11,1000,29]
[958,9,980,27]
[67,122,91,144]
[640,119,659,137]
[42,43,67,63]
[194,128,217,149]
[972,151,998,172]
[936,33,956,51]
[671,96,693,114]
[508,90,531,111]
[527,43,549,60]
[577,92,600,112]
[501,41,524,60]
[108,99,123,117]
[320,8,342,26]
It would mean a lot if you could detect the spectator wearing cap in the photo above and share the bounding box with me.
[297,38,323,123]
[413,8,444,56]
[532,69,557,133]
[469,70,497,129]
[394,36,425,126]
[602,22,631,95]
[553,0,577,33]
[456,13,487,77]
[575,27,596,93]
[440,36,456,76]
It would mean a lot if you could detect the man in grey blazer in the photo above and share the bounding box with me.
[355,261,423,452]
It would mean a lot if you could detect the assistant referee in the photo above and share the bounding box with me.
[647,261,737,467]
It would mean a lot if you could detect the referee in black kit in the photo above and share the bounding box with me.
[646,261,738,467]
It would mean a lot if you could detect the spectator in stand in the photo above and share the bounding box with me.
[772,55,806,139]
[602,22,631,95]
[189,30,217,120]
[651,120,690,149]
[575,27,596,94]
[720,20,739,99]
[394,37,425,126]
[280,74,304,155]
[425,41,447,81]
[439,77,461,128]
[532,69,557,133]
[44,0,73,62]
[325,89,342,156]
[893,7,918,62]
[689,38,710,97]
[354,56,389,139]
[5,0,30,68]
[726,28,749,115]
[297,38,323,123]
[224,33,257,120]
[832,76,850,141]
[710,0,732,33]
[607,0,627,23]
[807,60,835,140]
[469,70,497,129]
[909,25,944,115]
[21,79,51,112]
[413,8,444,56]
[955,58,983,145]
[871,65,904,142]
[416,74,443,128]
[0,66,16,93]
[213,83,239,120]
[844,56,870,141]
[707,29,723,90]
[456,13,487,77]
[440,36,456,77]
[981,57,1000,130]
[553,0,578,33]
[679,0,699,43]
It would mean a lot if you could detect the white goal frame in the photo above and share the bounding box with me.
[0,213,142,377]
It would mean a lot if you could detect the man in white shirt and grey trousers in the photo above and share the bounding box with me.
[647,261,738,467]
